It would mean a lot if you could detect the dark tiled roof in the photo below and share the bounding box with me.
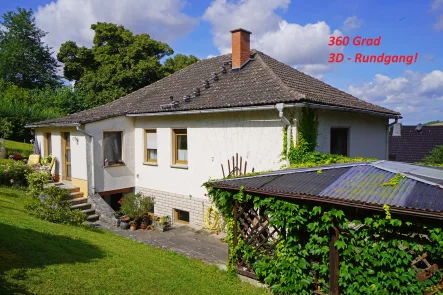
[30,50,399,127]
[389,126,443,163]
[210,161,443,217]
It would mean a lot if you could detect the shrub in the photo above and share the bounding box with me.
[25,186,87,225]
[119,193,155,219]
[423,145,443,165]
[139,196,155,215]
[26,171,49,198]
[0,158,32,186]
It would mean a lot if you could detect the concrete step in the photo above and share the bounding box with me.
[65,191,84,200]
[71,203,91,211]
[86,214,99,222]
[47,182,80,193]
[65,197,88,206]
[82,208,96,216]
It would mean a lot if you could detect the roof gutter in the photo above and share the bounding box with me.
[211,184,443,220]
[25,123,81,128]
[126,102,399,118]
[126,104,299,117]
[295,102,401,119]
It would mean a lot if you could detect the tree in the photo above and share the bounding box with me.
[0,8,60,89]
[164,54,199,75]
[57,22,174,106]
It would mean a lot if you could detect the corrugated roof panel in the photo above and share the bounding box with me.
[319,166,417,207]
[211,162,443,214]
[260,167,349,195]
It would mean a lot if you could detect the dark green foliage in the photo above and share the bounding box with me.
[206,186,443,294]
[119,192,155,219]
[0,78,87,142]
[25,186,87,225]
[26,171,49,198]
[423,145,443,165]
[58,22,174,107]
[0,8,60,89]
[0,158,31,186]
[164,54,199,75]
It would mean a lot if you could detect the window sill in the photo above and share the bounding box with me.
[170,164,188,170]
[103,163,125,168]
[143,162,158,166]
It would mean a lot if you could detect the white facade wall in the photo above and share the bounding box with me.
[35,107,389,227]
[134,110,284,199]
[35,128,87,180]
[85,116,135,192]
[315,109,388,159]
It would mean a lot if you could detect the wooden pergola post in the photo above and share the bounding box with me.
[329,226,339,295]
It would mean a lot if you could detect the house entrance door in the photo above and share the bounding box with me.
[63,132,72,180]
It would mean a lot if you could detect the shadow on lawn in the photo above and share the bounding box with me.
[0,223,106,294]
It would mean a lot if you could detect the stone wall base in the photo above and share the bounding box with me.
[135,187,211,227]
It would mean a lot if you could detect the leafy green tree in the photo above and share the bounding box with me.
[57,22,174,106]
[164,54,199,75]
[0,8,60,89]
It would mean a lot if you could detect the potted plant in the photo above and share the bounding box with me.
[120,215,130,230]
[141,214,153,229]
[154,215,171,232]
[129,220,137,231]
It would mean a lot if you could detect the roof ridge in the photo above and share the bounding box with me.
[254,50,399,115]
[254,51,306,101]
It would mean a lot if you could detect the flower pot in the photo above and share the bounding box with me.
[120,220,130,230]
[140,222,148,230]
[130,225,137,231]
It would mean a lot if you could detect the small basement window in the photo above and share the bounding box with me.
[103,131,123,165]
[330,128,349,156]
[145,129,157,163]
[174,209,190,223]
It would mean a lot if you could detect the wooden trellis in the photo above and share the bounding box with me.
[232,199,340,294]
[232,200,281,279]
[221,153,254,178]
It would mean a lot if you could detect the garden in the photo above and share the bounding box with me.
[115,192,172,232]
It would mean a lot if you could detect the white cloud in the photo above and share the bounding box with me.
[34,0,197,53]
[431,0,443,11]
[342,16,363,31]
[430,0,443,31]
[203,0,342,77]
[348,70,443,123]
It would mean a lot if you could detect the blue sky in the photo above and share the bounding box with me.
[2,0,443,124]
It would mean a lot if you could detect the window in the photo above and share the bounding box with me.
[173,129,187,165]
[174,209,190,223]
[330,128,349,156]
[103,131,123,165]
[44,133,52,156]
[145,130,157,163]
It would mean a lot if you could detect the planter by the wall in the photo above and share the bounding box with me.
[120,219,130,230]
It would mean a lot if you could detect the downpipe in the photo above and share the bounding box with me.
[385,117,399,160]
[275,103,293,167]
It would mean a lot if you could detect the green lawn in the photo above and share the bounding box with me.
[4,140,33,151]
[0,187,266,295]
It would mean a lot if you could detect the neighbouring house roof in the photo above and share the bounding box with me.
[27,50,400,128]
[209,161,443,219]
[389,125,443,163]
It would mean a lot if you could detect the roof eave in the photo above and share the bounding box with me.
[300,102,401,118]
[25,122,81,128]
[210,184,443,220]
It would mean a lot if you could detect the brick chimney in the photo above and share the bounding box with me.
[231,28,251,69]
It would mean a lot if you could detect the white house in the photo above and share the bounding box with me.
[27,29,400,227]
